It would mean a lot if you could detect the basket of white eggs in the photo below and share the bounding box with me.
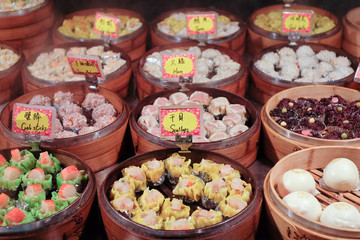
[264,146,360,240]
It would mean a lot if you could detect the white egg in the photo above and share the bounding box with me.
[323,158,359,192]
[320,202,360,229]
[283,191,322,220]
[278,169,316,198]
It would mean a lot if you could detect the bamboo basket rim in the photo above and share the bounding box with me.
[21,42,132,87]
[249,42,358,88]
[137,42,247,89]
[343,7,360,31]
[99,148,262,238]
[0,83,130,147]
[0,0,49,17]
[247,3,342,41]
[130,86,260,150]
[267,146,360,237]
[262,85,360,145]
[52,7,148,44]
[150,7,246,44]
[0,41,25,78]
[0,146,96,236]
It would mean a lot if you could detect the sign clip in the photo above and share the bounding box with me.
[25,133,41,152]
[175,134,192,153]
[288,31,300,46]
[86,75,99,91]
[179,76,193,92]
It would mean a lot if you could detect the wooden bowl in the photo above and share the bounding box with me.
[135,42,248,100]
[52,8,148,62]
[0,83,129,172]
[150,8,246,56]
[130,87,260,167]
[261,85,360,163]
[0,42,25,105]
[98,148,263,240]
[248,43,359,105]
[246,4,342,56]
[0,0,54,58]
[0,146,96,240]
[264,146,360,240]
[342,7,360,58]
[21,42,132,99]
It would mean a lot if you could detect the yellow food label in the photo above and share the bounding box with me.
[15,110,49,133]
[187,14,217,35]
[94,13,119,38]
[162,54,195,79]
[160,108,201,136]
[71,60,100,75]
[283,12,312,33]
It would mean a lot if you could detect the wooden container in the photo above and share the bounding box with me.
[150,8,246,56]
[0,146,96,240]
[98,148,263,240]
[21,42,132,99]
[52,8,148,62]
[248,43,358,105]
[342,7,360,58]
[246,4,342,56]
[130,87,260,167]
[261,85,360,163]
[0,0,54,58]
[0,42,25,105]
[135,42,248,100]
[264,146,360,240]
[0,83,129,172]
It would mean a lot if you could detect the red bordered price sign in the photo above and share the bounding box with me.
[94,13,120,38]
[186,13,217,35]
[162,53,196,79]
[282,11,313,33]
[12,104,56,137]
[160,106,203,137]
[67,54,104,79]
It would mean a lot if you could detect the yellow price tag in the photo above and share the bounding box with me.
[162,53,196,79]
[282,12,312,33]
[94,13,119,38]
[67,55,103,78]
[187,13,217,35]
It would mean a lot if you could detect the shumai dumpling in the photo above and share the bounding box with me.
[121,166,147,191]
[132,209,163,229]
[202,178,229,209]
[164,216,195,230]
[218,194,247,218]
[227,177,252,203]
[141,159,165,186]
[110,196,141,216]
[110,177,135,200]
[190,208,222,228]
[217,164,240,182]
[172,174,205,202]
[138,188,165,212]
[160,198,190,219]
[193,159,224,182]
[164,153,191,184]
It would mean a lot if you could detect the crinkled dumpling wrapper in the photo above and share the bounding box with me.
[172,175,205,202]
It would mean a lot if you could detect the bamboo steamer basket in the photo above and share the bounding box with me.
[52,8,148,62]
[248,43,359,105]
[0,83,129,172]
[21,42,132,99]
[342,7,360,58]
[264,146,360,239]
[0,146,96,240]
[0,42,25,105]
[0,0,54,58]
[135,42,248,100]
[150,8,246,56]
[261,85,360,163]
[246,4,342,56]
[98,148,263,240]
[130,87,260,167]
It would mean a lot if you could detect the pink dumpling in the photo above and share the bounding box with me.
[208,132,229,141]
[153,97,172,107]
[146,126,161,137]
[62,112,87,129]
[169,92,188,105]
[192,135,209,143]
[92,103,116,121]
[228,124,249,137]
[54,91,73,106]
[222,114,246,128]
[180,100,201,106]
[58,102,81,118]
[141,105,159,119]
[204,120,227,136]
[53,118,63,134]
[226,104,247,118]
[138,115,159,131]
[189,91,212,105]
[208,97,230,115]
[94,115,116,129]
[203,112,215,122]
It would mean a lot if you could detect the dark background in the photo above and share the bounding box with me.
[52,0,359,23]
